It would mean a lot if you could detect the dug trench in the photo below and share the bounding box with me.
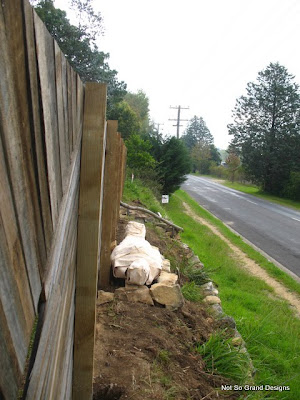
[93,210,246,400]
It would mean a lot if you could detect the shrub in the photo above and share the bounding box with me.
[282,171,300,200]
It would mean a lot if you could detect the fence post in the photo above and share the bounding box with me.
[98,121,118,289]
[110,134,122,245]
[73,83,107,400]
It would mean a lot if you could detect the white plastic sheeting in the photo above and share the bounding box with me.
[111,221,162,285]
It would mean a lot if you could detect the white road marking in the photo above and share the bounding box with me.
[245,199,258,205]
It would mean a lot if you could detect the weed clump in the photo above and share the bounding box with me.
[196,330,250,384]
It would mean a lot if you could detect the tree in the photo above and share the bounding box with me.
[33,0,126,108]
[228,62,300,195]
[108,101,141,139]
[190,141,211,174]
[181,116,214,150]
[210,144,222,165]
[124,90,150,132]
[226,152,241,182]
[159,137,191,194]
[126,135,156,172]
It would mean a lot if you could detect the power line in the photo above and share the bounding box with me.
[169,105,189,139]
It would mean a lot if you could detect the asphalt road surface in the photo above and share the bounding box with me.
[181,175,300,279]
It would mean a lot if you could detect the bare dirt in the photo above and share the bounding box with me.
[93,213,239,400]
[182,201,300,318]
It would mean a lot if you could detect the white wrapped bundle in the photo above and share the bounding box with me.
[111,221,162,285]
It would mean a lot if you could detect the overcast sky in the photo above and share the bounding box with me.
[56,0,300,149]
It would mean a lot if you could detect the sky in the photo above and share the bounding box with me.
[55,0,300,149]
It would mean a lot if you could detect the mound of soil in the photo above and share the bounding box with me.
[93,212,238,400]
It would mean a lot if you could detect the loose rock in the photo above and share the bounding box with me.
[126,286,154,305]
[157,271,178,285]
[204,295,221,305]
[97,290,114,305]
[150,283,184,310]
[115,286,154,305]
[161,259,171,272]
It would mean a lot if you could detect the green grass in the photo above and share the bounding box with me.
[165,191,300,399]
[123,178,167,216]
[123,179,300,399]
[181,281,203,302]
[196,330,250,384]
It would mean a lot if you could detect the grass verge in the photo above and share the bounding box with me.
[122,178,167,217]
[123,179,300,398]
[165,191,300,399]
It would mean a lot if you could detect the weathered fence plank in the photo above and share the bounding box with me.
[73,83,107,400]
[24,0,53,257]
[0,1,42,311]
[67,64,74,153]
[26,137,81,399]
[99,121,119,288]
[55,42,69,192]
[34,11,63,229]
[2,0,46,272]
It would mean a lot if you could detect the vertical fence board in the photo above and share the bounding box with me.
[77,75,84,140]
[61,53,70,168]
[72,69,77,147]
[24,0,53,257]
[34,11,62,229]
[67,64,74,154]
[0,301,21,400]
[73,83,107,400]
[2,0,46,272]
[55,42,69,192]
[26,139,81,400]
[0,136,35,342]
[0,1,42,310]
[99,121,118,288]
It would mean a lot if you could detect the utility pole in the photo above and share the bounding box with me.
[155,122,164,137]
[169,105,189,139]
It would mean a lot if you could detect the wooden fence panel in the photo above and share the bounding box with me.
[26,138,81,399]
[0,135,35,354]
[1,0,127,397]
[73,83,107,400]
[0,0,42,313]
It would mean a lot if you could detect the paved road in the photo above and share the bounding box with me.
[181,175,300,279]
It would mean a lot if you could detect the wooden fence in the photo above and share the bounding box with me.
[0,0,126,399]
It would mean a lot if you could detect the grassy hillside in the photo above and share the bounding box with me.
[123,179,300,399]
